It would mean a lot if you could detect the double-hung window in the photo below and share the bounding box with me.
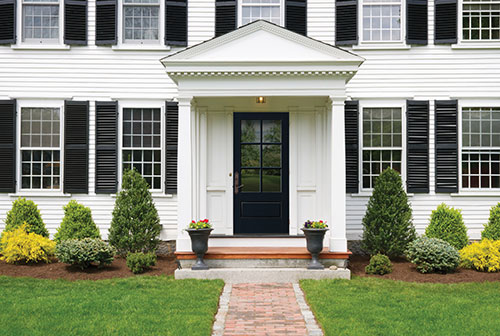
[361,0,402,42]
[22,0,60,43]
[462,0,500,41]
[122,108,162,190]
[123,0,160,43]
[240,0,283,26]
[20,107,61,190]
[362,107,403,189]
[461,107,500,189]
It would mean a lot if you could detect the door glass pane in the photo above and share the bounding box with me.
[241,169,260,192]
[262,145,281,167]
[262,169,281,192]
[241,120,261,142]
[241,145,260,167]
[263,120,281,143]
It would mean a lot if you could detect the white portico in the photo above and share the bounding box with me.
[161,20,363,255]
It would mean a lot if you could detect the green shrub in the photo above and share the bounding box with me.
[365,254,392,275]
[109,169,162,255]
[0,224,55,264]
[361,168,416,258]
[54,200,101,243]
[460,239,500,272]
[3,197,48,237]
[425,203,469,250]
[405,236,460,274]
[55,238,115,269]
[482,203,500,241]
[126,252,157,274]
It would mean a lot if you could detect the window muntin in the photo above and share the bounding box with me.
[463,0,500,41]
[123,0,160,42]
[241,0,282,26]
[462,107,500,189]
[122,108,162,190]
[20,108,61,190]
[362,107,402,189]
[362,0,402,42]
[23,0,60,42]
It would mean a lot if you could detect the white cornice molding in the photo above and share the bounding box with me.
[167,70,356,78]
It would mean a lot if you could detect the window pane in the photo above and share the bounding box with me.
[241,169,260,192]
[262,169,281,192]
[363,4,401,41]
[241,120,261,142]
[21,149,60,190]
[123,5,159,41]
[23,4,59,41]
[262,145,281,167]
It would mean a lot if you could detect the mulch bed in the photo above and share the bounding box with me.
[0,255,178,281]
[349,255,500,283]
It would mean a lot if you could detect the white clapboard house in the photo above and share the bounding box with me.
[0,0,498,267]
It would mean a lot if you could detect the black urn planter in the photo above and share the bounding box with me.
[187,228,213,270]
[301,228,329,270]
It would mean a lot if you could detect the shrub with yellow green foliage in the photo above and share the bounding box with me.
[460,239,500,272]
[0,224,55,264]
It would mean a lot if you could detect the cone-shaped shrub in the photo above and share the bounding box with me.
[3,197,48,237]
[425,203,469,250]
[361,168,416,258]
[109,169,161,255]
[54,200,101,243]
[482,203,500,241]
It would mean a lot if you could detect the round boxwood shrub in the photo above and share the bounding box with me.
[56,238,115,269]
[126,252,157,274]
[362,168,416,258]
[405,236,460,274]
[0,224,55,264]
[460,239,500,272]
[4,197,48,237]
[482,203,500,241]
[425,203,469,250]
[54,200,101,243]
[365,254,392,275]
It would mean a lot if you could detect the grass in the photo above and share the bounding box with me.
[301,276,500,336]
[0,275,224,336]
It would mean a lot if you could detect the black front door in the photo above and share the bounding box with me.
[233,112,289,234]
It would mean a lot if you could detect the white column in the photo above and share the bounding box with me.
[329,97,348,252]
[177,96,194,252]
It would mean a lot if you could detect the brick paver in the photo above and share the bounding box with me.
[222,283,309,336]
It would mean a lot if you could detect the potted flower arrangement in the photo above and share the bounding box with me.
[186,219,213,270]
[302,220,329,270]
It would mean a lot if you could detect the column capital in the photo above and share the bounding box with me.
[328,95,347,105]
[177,96,193,106]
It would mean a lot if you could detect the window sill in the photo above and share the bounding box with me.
[110,193,173,198]
[452,191,500,197]
[452,42,500,50]
[8,192,72,197]
[112,45,171,51]
[352,43,411,51]
[349,191,415,197]
[11,44,71,51]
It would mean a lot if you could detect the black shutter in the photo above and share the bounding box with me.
[215,0,236,37]
[0,100,16,193]
[165,102,178,194]
[285,0,307,36]
[95,101,118,193]
[336,0,357,45]
[435,100,458,193]
[406,100,429,193]
[64,0,87,45]
[406,0,428,45]
[0,0,16,44]
[345,100,359,193]
[166,0,188,46]
[96,0,117,45]
[64,101,89,193]
[434,0,457,44]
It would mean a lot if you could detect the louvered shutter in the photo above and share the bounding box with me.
[166,0,188,46]
[96,0,117,45]
[345,101,359,193]
[285,0,307,36]
[0,100,16,193]
[64,0,87,45]
[95,101,118,193]
[435,100,458,193]
[406,0,428,45]
[406,100,429,193]
[336,0,357,45]
[215,0,236,37]
[434,0,457,44]
[64,101,89,193]
[165,102,178,194]
[0,0,16,44]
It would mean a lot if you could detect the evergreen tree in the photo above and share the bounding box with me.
[109,169,161,255]
[4,197,48,237]
[54,200,101,243]
[482,203,500,241]
[426,203,469,250]
[362,168,416,257]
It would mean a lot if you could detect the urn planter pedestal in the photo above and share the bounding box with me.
[301,228,329,270]
[187,228,213,270]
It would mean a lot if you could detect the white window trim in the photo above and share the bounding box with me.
[16,0,64,47]
[116,0,165,47]
[118,101,165,194]
[358,0,407,46]
[358,100,407,192]
[237,0,285,28]
[16,100,65,194]
[454,0,500,48]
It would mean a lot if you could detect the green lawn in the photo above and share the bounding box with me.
[0,276,223,336]
[301,277,500,336]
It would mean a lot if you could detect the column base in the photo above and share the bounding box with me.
[329,238,347,252]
